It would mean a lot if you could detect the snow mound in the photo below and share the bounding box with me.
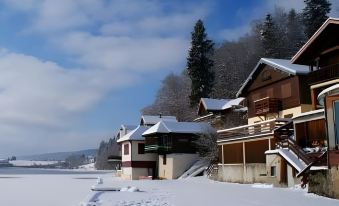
[251,183,273,189]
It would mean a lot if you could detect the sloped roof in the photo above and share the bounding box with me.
[122,125,137,131]
[199,97,245,111]
[140,115,177,125]
[236,58,309,97]
[292,18,339,64]
[142,121,212,136]
[200,98,230,110]
[222,97,245,110]
[117,125,149,143]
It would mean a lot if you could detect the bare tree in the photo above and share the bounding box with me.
[142,73,196,121]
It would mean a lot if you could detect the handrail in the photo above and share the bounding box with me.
[276,138,311,165]
[217,119,290,141]
[206,163,218,177]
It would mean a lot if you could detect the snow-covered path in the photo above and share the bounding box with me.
[84,176,339,206]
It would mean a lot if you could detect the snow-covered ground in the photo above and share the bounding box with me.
[83,176,339,206]
[0,167,112,206]
[0,167,338,206]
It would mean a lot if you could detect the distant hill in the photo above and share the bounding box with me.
[18,149,97,161]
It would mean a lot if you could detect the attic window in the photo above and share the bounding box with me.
[261,71,272,81]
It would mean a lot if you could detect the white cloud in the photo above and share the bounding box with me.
[0,0,209,156]
[56,32,189,72]
[0,49,109,127]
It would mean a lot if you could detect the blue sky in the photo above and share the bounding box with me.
[0,0,337,157]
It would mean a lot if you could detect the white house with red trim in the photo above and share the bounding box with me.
[117,115,177,180]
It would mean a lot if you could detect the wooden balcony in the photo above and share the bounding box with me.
[308,63,339,85]
[217,118,290,142]
[254,97,282,116]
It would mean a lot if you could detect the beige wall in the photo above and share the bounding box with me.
[217,163,267,183]
[158,153,199,179]
[121,167,151,180]
[248,105,312,124]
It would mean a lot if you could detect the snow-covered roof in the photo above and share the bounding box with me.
[142,121,212,136]
[199,97,245,111]
[140,115,177,126]
[318,84,339,106]
[265,148,307,172]
[236,58,309,97]
[200,98,229,110]
[117,125,149,143]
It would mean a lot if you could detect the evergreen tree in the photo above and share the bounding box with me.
[261,14,281,58]
[186,19,214,107]
[302,0,331,38]
[286,9,306,57]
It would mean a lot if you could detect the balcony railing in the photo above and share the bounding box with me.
[308,63,339,85]
[254,97,282,116]
[217,118,290,142]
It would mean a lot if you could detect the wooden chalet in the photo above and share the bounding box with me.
[291,17,339,198]
[213,58,312,186]
[194,97,246,129]
[142,121,212,179]
[212,18,339,199]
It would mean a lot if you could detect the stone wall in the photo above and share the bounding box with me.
[308,166,339,199]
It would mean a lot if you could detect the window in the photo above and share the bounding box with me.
[281,83,292,98]
[270,166,276,177]
[138,143,145,154]
[163,154,167,165]
[124,143,129,155]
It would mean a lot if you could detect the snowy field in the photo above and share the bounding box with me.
[83,177,339,206]
[0,167,112,206]
[0,167,339,206]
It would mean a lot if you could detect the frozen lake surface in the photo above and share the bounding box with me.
[0,167,112,206]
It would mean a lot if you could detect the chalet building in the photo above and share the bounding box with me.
[194,97,247,129]
[142,121,212,179]
[213,18,339,199]
[117,115,177,180]
[214,58,312,186]
[290,18,339,198]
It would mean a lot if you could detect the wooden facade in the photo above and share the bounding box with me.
[245,66,310,118]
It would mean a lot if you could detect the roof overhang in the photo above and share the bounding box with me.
[236,58,308,97]
[291,18,339,65]
[293,109,325,124]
